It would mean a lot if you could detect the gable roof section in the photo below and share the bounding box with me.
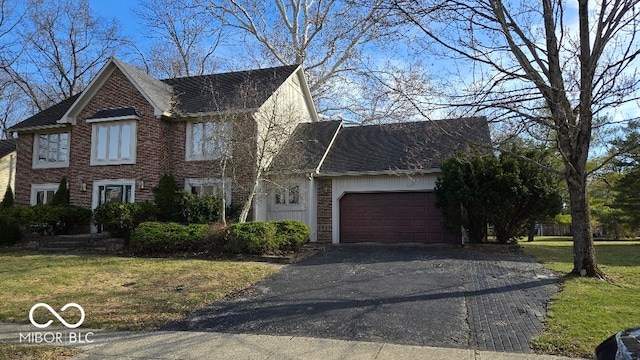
[0,138,17,158]
[161,64,300,115]
[269,120,342,173]
[60,57,173,123]
[112,58,174,116]
[319,117,491,175]
[9,59,308,132]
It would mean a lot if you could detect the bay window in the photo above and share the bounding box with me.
[90,120,137,165]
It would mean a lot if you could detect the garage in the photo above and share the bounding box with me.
[339,192,460,244]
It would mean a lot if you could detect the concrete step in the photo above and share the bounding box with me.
[37,247,76,253]
[31,233,125,253]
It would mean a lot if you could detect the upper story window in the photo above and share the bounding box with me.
[186,121,232,161]
[88,109,138,166]
[33,132,69,169]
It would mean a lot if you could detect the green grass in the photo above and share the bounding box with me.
[520,237,640,358]
[0,248,280,331]
[0,343,80,360]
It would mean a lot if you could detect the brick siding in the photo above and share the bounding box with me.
[14,68,258,218]
[316,178,333,243]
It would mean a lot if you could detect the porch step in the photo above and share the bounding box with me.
[33,234,125,253]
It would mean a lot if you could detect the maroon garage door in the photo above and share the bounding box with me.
[339,192,460,244]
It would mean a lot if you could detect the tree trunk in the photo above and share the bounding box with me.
[238,194,253,223]
[527,219,535,242]
[566,175,604,277]
[238,172,262,223]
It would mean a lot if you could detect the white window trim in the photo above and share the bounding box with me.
[32,131,70,169]
[185,121,232,161]
[272,180,305,211]
[185,178,232,206]
[90,120,137,166]
[30,183,59,205]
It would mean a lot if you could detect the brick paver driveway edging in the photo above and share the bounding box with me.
[164,245,559,353]
[465,249,559,353]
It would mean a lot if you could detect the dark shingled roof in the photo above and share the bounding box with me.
[0,138,16,158]
[319,117,491,174]
[9,94,80,131]
[270,120,342,172]
[113,58,174,114]
[9,62,300,131]
[161,64,299,114]
[87,107,139,120]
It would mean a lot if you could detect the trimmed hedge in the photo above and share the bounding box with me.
[174,192,222,224]
[226,220,310,255]
[2,205,92,236]
[129,222,212,254]
[226,221,277,254]
[0,204,93,243]
[273,220,311,251]
[93,202,159,239]
[0,212,21,246]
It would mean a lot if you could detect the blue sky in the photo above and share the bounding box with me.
[89,0,140,40]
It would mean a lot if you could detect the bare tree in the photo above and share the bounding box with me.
[196,75,307,223]
[238,91,305,222]
[0,0,19,54]
[0,77,28,138]
[390,0,640,277]
[135,0,226,78]
[3,0,122,111]
[197,0,421,123]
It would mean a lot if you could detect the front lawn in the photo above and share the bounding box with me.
[520,237,640,358]
[0,248,281,331]
[0,343,80,360]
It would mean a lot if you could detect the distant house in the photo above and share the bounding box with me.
[0,138,17,203]
[9,57,491,244]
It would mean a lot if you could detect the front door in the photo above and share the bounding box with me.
[92,179,136,233]
[98,184,132,206]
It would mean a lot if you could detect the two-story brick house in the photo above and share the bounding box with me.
[10,57,491,244]
[9,57,318,229]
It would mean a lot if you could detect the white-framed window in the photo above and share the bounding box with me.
[275,184,300,205]
[90,120,137,165]
[186,121,232,161]
[30,183,59,205]
[185,178,232,205]
[273,181,304,210]
[32,132,69,168]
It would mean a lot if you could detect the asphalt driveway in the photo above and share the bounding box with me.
[165,245,558,353]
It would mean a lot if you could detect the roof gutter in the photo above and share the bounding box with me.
[9,123,71,134]
[163,108,259,120]
[316,169,443,178]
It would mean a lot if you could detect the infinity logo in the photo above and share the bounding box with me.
[29,303,85,329]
